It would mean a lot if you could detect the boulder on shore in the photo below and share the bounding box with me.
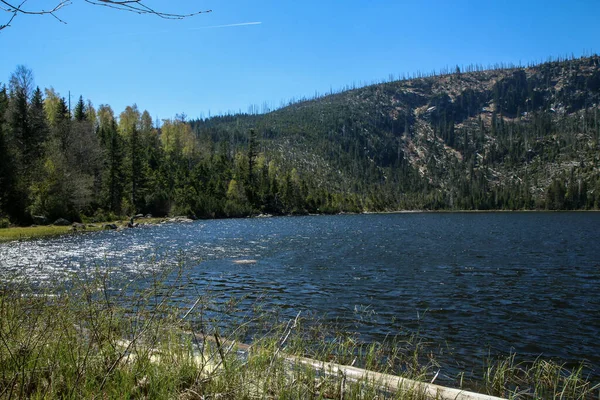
[33,215,48,225]
[168,216,194,223]
[255,213,273,218]
[72,222,86,231]
[104,223,118,230]
[53,218,71,226]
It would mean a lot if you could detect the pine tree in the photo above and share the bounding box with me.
[119,105,144,213]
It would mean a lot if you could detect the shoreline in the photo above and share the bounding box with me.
[362,208,600,214]
[0,217,168,242]
[1,208,599,242]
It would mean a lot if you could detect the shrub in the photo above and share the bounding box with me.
[0,217,9,228]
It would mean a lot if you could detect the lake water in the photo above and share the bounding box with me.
[1,212,599,380]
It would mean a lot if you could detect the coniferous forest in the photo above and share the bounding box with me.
[1,55,600,226]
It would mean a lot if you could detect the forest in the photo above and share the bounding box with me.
[0,66,340,226]
[1,55,600,226]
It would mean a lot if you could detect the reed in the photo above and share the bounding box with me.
[480,352,600,399]
[0,262,598,399]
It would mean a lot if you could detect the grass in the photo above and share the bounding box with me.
[0,225,74,242]
[0,262,599,399]
[480,353,600,399]
[0,218,169,242]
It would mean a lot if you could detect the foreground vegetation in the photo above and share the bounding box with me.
[0,263,598,399]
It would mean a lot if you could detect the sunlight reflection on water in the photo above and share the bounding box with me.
[1,213,600,380]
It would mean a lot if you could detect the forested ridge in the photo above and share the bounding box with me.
[1,55,600,226]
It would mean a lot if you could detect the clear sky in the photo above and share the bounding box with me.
[1,0,599,120]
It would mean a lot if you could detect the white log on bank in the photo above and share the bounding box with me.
[192,333,507,400]
[284,353,507,400]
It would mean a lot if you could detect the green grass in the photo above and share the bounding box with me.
[0,225,74,241]
[0,263,598,399]
[0,218,168,242]
[480,353,600,399]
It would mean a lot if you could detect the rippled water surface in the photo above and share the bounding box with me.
[1,212,600,377]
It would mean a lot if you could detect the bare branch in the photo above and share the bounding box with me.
[84,1,211,19]
[0,7,18,30]
[1,0,211,31]
[83,0,211,19]
[1,0,70,30]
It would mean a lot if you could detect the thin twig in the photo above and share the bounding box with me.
[1,0,211,31]
[265,311,301,384]
[180,296,202,323]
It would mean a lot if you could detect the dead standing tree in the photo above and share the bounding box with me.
[0,0,212,31]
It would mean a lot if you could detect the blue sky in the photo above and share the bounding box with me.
[1,0,599,120]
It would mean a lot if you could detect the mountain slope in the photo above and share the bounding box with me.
[190,55,600,211]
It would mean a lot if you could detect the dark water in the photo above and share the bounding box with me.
[1,212,600,379]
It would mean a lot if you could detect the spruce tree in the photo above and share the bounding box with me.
[247,128,258,204]
[6,82,31,221]
[104,120,124,214]
[52,97,71,151]
[130,124,142,210]
[0,86,13,218]
[28,87,48,163]
[74,95,86,122]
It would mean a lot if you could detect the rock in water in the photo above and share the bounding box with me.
[233,259,257,265]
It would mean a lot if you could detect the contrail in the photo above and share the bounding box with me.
[52,21,262,41]
[191,21,262,30]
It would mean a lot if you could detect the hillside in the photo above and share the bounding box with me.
[190,55,600,211]
[1,56,600,225]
